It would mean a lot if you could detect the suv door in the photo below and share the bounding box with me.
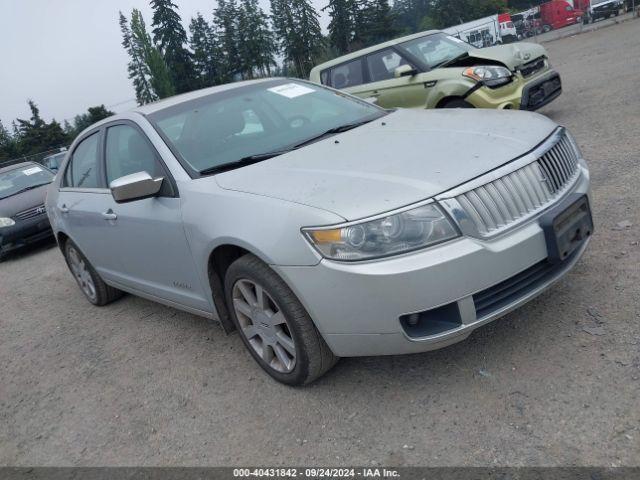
[99,121,210,312]
[360,48,430,109]
[56,130,120,279]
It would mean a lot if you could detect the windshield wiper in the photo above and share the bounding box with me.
[291,119,375,149]
[3,183,51,198]
[433,52,469,69]
[199,149,293,175]
[199,119,378,175]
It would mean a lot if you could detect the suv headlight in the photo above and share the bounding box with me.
[463,66,512,87]
[303,203,459,262]
[0,217,16,228]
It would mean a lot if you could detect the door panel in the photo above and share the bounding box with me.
[97,194,210,311]
[56,190,121,281]
[100,122,209,311]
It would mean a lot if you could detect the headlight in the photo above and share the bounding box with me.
[463,65,512,87]
[0,217,16,228]
[303,203,459,261]
[564,129,583,159]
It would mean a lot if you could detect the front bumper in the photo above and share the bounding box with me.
[274,167,590,357]
[466,69,562,111]
[0,214,53,256]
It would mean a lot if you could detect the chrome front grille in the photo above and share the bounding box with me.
[13,204,47,221]
[450,131,580,237]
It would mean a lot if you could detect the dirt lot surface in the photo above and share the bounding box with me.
[1,20,639,467]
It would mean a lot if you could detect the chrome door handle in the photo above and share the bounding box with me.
[60,205,69,214]
[101,210,117,221]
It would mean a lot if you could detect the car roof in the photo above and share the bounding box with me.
[133,78,277,115]
[310,30,441,75]
[0,161,38,175]
[70,78,284,140]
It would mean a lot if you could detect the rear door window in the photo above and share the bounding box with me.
[329,59,364,89]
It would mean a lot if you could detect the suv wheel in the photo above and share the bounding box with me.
[63,240,123,306]
[224,254,338,385]
[442,98,475,109]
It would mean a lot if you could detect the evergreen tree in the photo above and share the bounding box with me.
[130,9,175,100]
[0,121,16,162]
[189,13,220,88]
[150,0,195,93]
[391,0,430,33]
[237,0,277,78]
[67,105,115,140]
[271,0,324,78]
[360,0,398,45]
[120,11,156,104]
[429,0,507,28]
[213,0,241,81]
[14,101,69,156]
[325,0,355,55]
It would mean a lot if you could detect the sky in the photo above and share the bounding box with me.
[0,0,329,129]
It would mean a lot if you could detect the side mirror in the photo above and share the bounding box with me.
[363,96,380,105]
[110,171,163,203]
[394,65,418,78]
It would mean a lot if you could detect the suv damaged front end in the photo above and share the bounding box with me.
[446,43,562,110]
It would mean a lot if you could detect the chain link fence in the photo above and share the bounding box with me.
[0,146,68,169]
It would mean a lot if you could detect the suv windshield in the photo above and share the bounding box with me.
[398,33,473,69]
[0,165,54,200]
[148,80,386,175]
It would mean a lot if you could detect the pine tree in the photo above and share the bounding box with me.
[68,105,115,140]
[0,120,16,162]
[213,0,241,81]
[150,0,195,93]
[237,0,277,78]
[358,0,398,46]
[129,9,175,100]
[14,101,69,156]
[271,0,324,78]
[189,13,220,88]
[324,0,355,55]
[120,11,156,104]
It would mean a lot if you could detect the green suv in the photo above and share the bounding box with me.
[309,31,562,111]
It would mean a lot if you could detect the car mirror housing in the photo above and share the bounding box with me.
[109,171,164,203]
[394,65,418,78]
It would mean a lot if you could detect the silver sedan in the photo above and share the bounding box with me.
[46,78,592,385]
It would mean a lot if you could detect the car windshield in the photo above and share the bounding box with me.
[148,80,386,175]
[46,153,65,167]
[398,33,473,69]
[0,165,54,200]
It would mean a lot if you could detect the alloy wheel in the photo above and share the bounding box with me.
[232,279,297,373]
[68,246,97,301]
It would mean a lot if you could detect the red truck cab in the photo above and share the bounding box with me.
[540,0,585,31]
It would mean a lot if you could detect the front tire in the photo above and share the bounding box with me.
[224,254,338,385]
[63,240,123,306]
[442,98,475,109]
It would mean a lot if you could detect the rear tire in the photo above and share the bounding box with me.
[224,254,338,385]
[63,239,123,306]
[441,98,475,109]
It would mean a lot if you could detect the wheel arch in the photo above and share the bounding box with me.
[436,96,473,108]
[206,242,266,334]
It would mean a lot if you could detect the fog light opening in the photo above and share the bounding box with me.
[400,302,463,338]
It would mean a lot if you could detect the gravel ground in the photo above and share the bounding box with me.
[1,20,639,467]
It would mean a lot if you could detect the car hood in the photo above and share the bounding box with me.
[215,109,558,221]
[468,42,548,70]
[0,184,49,218]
